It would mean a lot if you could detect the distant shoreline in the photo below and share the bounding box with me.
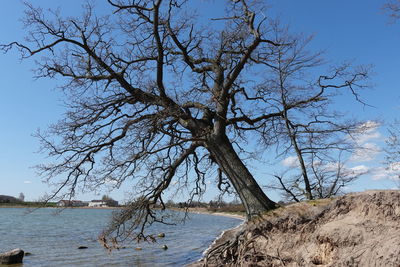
[171,207,245,220]
[0,205,245,219]
[0,205,120,210]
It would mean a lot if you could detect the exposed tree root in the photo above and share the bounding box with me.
[190,190,400,267]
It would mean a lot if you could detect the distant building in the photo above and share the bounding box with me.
[57,200,88,207]
[88,200,108,207]
[88,199,119,207]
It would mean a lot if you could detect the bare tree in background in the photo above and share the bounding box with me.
[385,122,400,186]
[18,193,25,202]
[272,152,369,202]
[383,0,400,186]
[384,0,400,20]
[1,0,368,246]
[251,27,370,202]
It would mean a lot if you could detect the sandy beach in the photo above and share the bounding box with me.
[171,207,245,220]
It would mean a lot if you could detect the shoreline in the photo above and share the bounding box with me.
[0,205,245,219]
[2,204,244,266]
[172,207,245,220]
[0,205,120,210]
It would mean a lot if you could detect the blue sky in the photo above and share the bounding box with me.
[0,0,399,202]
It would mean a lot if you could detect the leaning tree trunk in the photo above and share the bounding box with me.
[206,134,276,219]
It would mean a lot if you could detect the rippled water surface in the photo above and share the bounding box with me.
[0,208,241,266]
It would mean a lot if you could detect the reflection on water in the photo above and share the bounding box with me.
[0,208,241,267]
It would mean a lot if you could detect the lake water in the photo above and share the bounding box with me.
[0,208,241,266]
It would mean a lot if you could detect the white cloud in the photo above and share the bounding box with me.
[354,121,381,144]
[323,161,339,172]
[371,169,387,180]
[350,165,370,175]
[105,178,118,185]
[312,159,322,167]
[312,162,368,181]
[347,121,382,163]
[341,186,352,192]
[388,162,400,173]
[281,156,298,167]
[23,180,32,184]
[350,142,381,162]
[371,163,400,181]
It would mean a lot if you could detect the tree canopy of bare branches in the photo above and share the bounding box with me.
[1,0,369,246]
[259,31,371,201]
[385,0,400,20]
[385,122,400,186]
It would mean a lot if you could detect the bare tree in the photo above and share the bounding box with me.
[384,0,400,20]
[249,27,370,202]
[385,122,400,186]
[18,193,25,202]
[272,152,369,202]
[311,154,369,198]
[1,0,368,246]
[383,0,400,186]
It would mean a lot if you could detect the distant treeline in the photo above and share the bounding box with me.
[0,195,20,203]
[0,195,57,207]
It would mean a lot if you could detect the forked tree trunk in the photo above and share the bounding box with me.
[206,134,276,219]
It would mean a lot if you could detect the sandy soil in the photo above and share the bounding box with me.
[190,190,400,266]
[180,207,245,220]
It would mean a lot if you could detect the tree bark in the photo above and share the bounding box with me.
[283,113,314,200]
[206,134,276,219]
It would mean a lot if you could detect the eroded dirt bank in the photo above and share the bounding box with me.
[189,190,400,266]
